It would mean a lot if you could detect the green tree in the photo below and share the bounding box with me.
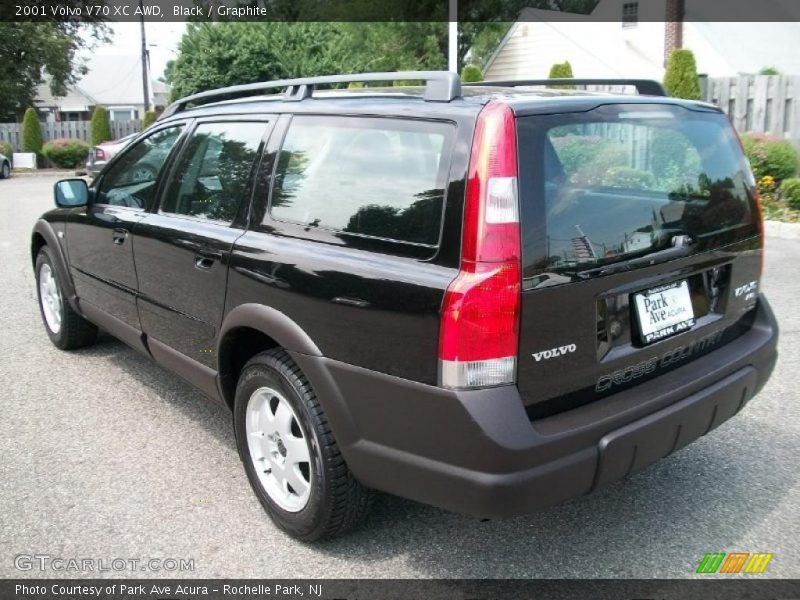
[168,6,601,99]
[142,110,157,129]
[458,22,511,70]
[169,23,353,101]
[90,106,112,145]
[461,64,484,82]
[160,59,176,84]
[663,49,701,100]
[21,108,43,156]
[0,19,108,119]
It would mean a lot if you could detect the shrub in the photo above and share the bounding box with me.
[347,82,365,89]
[663,49,701,100]
[0,141,12,160]
[142,110,157,129]
[650,129,703,191]
[41,138,90,168]
[90,106,112,145]
[461,64,483,83]
[780,178,800,210]
[549,61,574,79]
[21,107,43,156]
[548,61,575,89]
[550,135,626,185]
[759,66,780,76]
[740,133,799,182]
[602,166,656,190]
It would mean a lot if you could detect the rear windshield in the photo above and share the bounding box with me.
[517,104,760,282]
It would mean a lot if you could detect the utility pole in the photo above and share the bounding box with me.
[448,0,458,74]
[139,0,150,113]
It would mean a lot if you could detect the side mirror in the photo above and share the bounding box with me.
[54,179,89,208]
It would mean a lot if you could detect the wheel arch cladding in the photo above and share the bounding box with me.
[217,304,323,408]
[31,220,79,312]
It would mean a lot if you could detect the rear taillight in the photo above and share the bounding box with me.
[438,102,521,389]
[95,148,106,160]
[733,128,765,276]
[752,186,766,277]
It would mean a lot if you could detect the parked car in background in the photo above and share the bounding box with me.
[0,153,10,179]
[85,133,137,177]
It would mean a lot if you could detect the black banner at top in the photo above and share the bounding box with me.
[2,0,800,22]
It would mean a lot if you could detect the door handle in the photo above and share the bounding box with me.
[112,228,128,245]
[194,250,222,270]
[331,296,371,308]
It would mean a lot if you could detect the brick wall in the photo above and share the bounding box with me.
[664,0,685,65]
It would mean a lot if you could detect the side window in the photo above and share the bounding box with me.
[269,116,451,245]
[160,121,268,224]
[97,126,183,209]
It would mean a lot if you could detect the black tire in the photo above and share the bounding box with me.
[35,246,98,350]
[0,161,9,179]
[233,348,373,541]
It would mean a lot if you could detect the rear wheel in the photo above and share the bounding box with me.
[233,348,372,540]
[35,246,97,350]
[0,161,9,179]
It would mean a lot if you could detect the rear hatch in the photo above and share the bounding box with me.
[515,102,763,418]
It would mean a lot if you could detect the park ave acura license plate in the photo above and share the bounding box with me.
[634,280,695,344]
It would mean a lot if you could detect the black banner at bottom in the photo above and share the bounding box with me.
[3,579,800,600]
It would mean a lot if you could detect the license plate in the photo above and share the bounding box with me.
[634,280,695,344]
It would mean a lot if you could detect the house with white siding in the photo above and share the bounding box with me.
[484,0,800,81]
[34,55,170,123]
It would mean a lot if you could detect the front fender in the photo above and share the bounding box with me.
[32,219,80,313]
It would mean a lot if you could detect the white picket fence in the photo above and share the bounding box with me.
[0,120,141,152]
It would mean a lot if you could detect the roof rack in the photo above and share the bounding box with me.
[159,71,462,119]
[464,78,668,97]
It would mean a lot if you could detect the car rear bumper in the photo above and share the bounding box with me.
[291,295,779,518]
[85,161,106,176]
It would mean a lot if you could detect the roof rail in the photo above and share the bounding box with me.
[159,71,462,119]
[465,79,668,97]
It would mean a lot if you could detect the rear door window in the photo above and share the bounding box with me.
[161,121,268,224]
[268,116,452,245]
[517,104,760,281]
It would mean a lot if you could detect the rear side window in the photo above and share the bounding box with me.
[161,121,268,224]
[517,104,760,280]
[269,116,451,245]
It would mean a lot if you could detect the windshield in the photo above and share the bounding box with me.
[517,104,760,283]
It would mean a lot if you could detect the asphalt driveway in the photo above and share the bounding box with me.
[1,174,798,578]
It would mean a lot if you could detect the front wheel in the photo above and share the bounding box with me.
[233,349,372,540]
[0,161,9,179]
[35,247,98,349]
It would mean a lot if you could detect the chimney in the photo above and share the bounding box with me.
[664,0,685,65]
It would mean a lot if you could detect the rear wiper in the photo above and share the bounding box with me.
[577,234,696,279]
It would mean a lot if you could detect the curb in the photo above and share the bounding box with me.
[764,220,800,241]
[10,169,78,178]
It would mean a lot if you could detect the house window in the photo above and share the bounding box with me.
[109,107,136,122]
[622,2,639,27]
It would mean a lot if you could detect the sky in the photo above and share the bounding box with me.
[82,22,187,79]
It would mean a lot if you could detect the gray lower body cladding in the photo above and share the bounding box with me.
[290,296,778,519]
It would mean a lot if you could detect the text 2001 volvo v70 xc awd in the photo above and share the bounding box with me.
[31,72,778,540]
